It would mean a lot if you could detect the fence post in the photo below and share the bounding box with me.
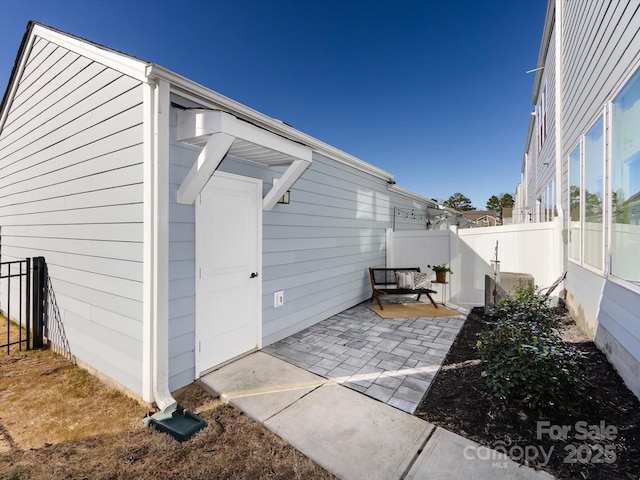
[25,258,31,350]
[32,257,47,349]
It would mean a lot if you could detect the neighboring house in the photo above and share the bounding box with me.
[423,205,475,230]
[517,0,640,398]
[462,210,497,227]
[0,22,437,409]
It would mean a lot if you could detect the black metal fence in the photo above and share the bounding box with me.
[0,257,47,353]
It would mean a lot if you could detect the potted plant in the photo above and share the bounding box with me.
[428,264,453,283]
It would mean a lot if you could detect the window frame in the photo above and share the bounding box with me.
[568,140,582,264]
[608,62,640,291]
[582,113,606,273]
[567,111,606,274]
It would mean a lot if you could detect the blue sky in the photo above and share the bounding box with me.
[0,0,546,209]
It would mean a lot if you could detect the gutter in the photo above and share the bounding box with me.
[388,184,438,208]
[554,0,565,239]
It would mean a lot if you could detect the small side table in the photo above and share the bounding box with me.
[430,281,448,305]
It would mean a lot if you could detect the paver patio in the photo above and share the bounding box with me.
[263,298,469,413]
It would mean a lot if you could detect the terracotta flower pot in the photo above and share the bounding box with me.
[436,271,447,283]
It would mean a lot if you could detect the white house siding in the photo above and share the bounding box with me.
[167,106,198,391]
[259,153,428,345]
[166,103,431,390]
[528,25,557,215]
[555,0,640,397]
[596,281,640,395]
[0,36,145,395]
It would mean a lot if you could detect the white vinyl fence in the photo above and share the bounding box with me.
[387,219,563,305]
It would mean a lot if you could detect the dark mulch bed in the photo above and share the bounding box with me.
[415,307,640,480]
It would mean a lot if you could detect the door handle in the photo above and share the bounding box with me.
[250,272,259,278]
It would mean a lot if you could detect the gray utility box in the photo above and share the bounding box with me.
[484,272,534,315]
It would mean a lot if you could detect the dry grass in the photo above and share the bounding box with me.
[0,316,27,355]
[0,343,335,480]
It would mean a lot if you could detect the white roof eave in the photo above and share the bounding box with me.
[32,24,148,82]
[146,63,395,183]
[388,184,438,208]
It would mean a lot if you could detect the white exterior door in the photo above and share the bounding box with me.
[195,171,262,376]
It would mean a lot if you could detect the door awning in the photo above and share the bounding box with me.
[176,109,312,210]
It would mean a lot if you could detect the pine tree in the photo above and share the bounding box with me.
[443,193,475,211]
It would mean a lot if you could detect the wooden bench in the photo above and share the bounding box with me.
[369,267,438,310]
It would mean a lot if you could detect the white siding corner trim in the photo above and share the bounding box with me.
[142,83,153,403]
[175,110,312,208]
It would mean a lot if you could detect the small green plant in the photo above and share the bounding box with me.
[476,284,577,411]
[428,264,453,274]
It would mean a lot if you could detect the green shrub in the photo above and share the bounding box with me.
[476,284,576,410]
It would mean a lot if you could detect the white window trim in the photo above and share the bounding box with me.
[571,111,607,276]
[584,111,606,275]
[608,67,640,290]
[568,140,582,266]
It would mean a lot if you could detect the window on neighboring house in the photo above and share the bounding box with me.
[569,143,581,261]
[538,83,547,152]
[583,116,604,270]
[543,179,556,222]
[543,84,547,141]
[612,67,640,285]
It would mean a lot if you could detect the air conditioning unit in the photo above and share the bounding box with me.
[484,272,535,314]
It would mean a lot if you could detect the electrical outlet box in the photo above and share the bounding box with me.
[274,290,284,308]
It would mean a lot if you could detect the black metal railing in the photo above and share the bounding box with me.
[0,259,31,353]
[0,257,47,353]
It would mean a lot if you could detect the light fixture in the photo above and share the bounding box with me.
[277,190,290,204]
[273,177,290,204]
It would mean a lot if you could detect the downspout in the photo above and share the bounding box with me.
[143,76,177,413]
[554,0,565,275]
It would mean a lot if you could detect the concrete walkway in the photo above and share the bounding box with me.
[201,351,555,480]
